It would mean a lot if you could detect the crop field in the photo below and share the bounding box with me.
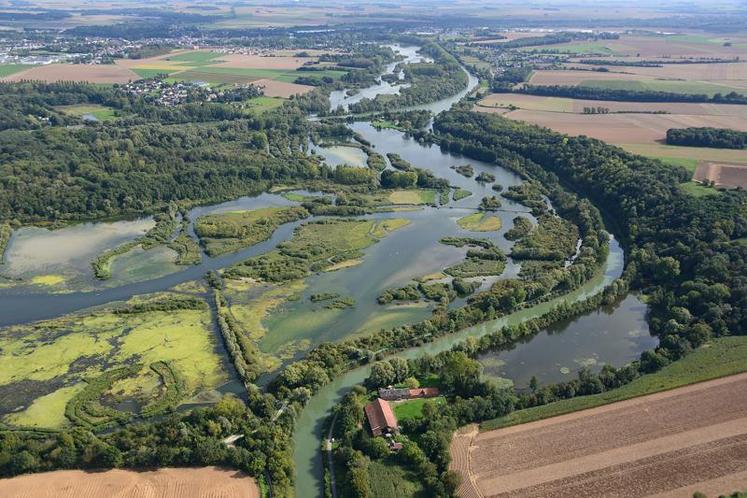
[477,93,747,118]
[118,48,339,93]
[0,467,260,498]
[501,109,747,145]
[476,96,747,190]
[694,162,747,190]
[0,292,227,429]
[545,34,747,58]
[450,371,747,498]
[2,63,139,83]
[528,69,747,95]
[0,64,32,77]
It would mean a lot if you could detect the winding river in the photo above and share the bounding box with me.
[0,45,653,498]
[291,51,650,497]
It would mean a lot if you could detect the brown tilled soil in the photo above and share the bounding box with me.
[213,53,315,69]
[251,78,313,97]
[0,466,260,498]
[694,162,747,190]
[489,109,747,145]
[452,373,747,498]
[3,64,139,84]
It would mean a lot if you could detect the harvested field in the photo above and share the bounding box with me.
[576,61,747,82]
[496,109,747,145]
[477,93,747,118]
[252,78,313,97]
[528,69,649,86]
[213,53,315,69]
[550,35,747,58]
[3,64,139,84]
[450,372,747,498]
[0,467,259,498]
[694,162,747,189]
[528,68,747,94]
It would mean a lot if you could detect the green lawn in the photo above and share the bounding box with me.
[55,104,119,121]
[480,335,747,431]
[169,66,346,83]
[579,78,746,97]
[393,396,447,420]
[132,67,180,79]
[243,96,285,114]
[680,181,720,197]
[0,64,32,77]
[658,157,698,175]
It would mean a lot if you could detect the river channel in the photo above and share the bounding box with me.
[0,45,653,498]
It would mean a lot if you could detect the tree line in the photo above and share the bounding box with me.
[666,127,747,149]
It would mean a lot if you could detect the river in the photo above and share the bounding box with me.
[0,44,650,498]
[290,48,649,498]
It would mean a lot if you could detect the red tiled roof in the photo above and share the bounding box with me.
[364,398,398,435]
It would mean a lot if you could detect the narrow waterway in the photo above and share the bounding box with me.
[293,236,628,497]
[290,48,650,498]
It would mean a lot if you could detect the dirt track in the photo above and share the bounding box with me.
[0,466,260,498]
[450,372,747,498]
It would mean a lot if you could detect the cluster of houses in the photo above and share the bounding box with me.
[120,79,212,106]
[363,386,440,447]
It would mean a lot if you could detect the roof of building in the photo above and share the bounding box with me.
[364,398,398,433]
[408,387,440,397]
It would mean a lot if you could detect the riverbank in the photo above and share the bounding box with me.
[480,335,747,431]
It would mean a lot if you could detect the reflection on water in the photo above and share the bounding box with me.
[477,295,656,389]
[2,218,154,285]
[311,144,368,168]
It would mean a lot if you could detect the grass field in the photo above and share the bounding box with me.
[457,212,502,232]
[392,396,447,420]
[579,78,747,97]
[243,96,285,114]
[453,189,473,201]
[388,190,437,205]
[0,64,32,77]
[480,335,747,431]
[131,67,180,78]
[55,104,119,121]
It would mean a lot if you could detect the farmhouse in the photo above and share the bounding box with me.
[378,386,440,401]
[364,398,398,437]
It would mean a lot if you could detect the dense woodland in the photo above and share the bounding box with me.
[434,110,747,369]
[666,127,747,149]
[0,82,329,222]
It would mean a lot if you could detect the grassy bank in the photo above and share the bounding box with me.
[480,335,747,431]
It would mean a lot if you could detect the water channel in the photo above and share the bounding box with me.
[0,45,653,498]
[291,49,652,497]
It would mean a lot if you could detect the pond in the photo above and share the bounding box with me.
[476,294,656,389]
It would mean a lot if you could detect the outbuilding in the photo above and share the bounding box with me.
[364,398,398,437]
